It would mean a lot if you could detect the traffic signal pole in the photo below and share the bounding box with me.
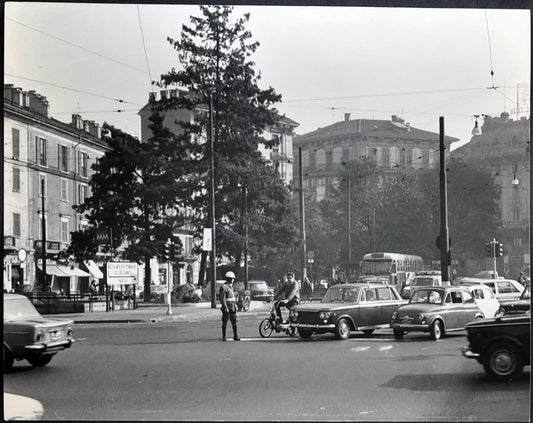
[439,117,451,283]
[492,238,497,279]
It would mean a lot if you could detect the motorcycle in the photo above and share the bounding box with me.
[258,300,296,337]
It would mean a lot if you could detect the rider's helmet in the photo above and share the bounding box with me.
[225,271,236,282]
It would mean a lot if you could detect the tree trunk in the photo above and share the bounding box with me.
[198,250,207,287]
[144,255,151,303]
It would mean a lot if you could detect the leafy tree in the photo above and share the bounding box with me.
[158,5,298,281]
[68,113,199,301]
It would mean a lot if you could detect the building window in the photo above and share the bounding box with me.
[512,206,520,222]
[399,149,406,167]
[382,148,390,166]
[512,188,519,203]
[59,145,69,172]
[308,151,316,171]
[12,128,20,159]
[342,148,350,163]
[60,178,69,202]
[79,151,88,177]
[39,174,47,197]
[79,184,87,204]
[422,150,430,168]
[13,213,21,237]
[61,217,69,243]
[326,150,333,169]
[513,237,522,248]
[37,137,47,166]
[13,167,20,192]
[512,161,518,174]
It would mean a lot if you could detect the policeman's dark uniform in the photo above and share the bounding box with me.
[219,276,240,341]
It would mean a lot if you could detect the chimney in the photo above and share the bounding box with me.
[358,119,362,133]
[12,87,23,106]
[149,92,156,102]
[4,84,13,101]
[83,120,90,132]
[391,114,398,122]
[344,113,351,123]
[87,121,101,138]
[169,89,178,99]
[27,91,49,117]
[160,90,168,100]
[72,114,83,130]
[405,122,410,132]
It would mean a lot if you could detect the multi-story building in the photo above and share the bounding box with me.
[3,84,108,294]
[451,112,530,279]
[294,114,457,200]
[138,89,298,285]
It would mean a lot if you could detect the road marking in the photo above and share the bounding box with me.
[360,410,376,415]
[351,346,370,352]
[379,345,393,351]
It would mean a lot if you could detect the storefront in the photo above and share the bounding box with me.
[37,264,91,295]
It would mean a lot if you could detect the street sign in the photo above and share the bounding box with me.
[107,262,138,286]
[95,228,111,245]
[202,228,212,251]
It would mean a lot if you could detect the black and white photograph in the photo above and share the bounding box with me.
[3,1,531,421]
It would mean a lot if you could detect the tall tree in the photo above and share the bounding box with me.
[158,5,298,280]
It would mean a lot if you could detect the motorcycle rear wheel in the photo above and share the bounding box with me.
[259,318,274,338]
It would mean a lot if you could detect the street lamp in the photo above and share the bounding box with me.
[512,174,519,186]
[237,183,249,290]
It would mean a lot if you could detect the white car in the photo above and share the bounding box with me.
[465,284,501,317]
[459,278,524,301]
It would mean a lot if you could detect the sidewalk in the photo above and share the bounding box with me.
[53,300,270,324]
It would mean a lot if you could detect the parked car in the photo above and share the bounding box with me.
[247,281,274,302]
[474,270,501,279]
[4,392,44,420]
[498,284,530,315]
[289,283,407,340]
[4,294,75,372]
[458,278,524,301]
[201,280,225,302]
[464,284,502,318]
[400,271,443,299]
[391,286,484,340]
[462,313,530,380]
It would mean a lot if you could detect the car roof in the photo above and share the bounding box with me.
[459,277,520,284]
[3,294,27,300]
[337,283,394,288]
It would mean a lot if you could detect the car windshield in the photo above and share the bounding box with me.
[409,289,443,304]
[413,277,434,286]
[322,286,361,303]
[250,282,269,290]
[4,297,41,319]
[522,285,530,299]
[233,282,245,290]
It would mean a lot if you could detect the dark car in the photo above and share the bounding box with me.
[289,283,406,340]
[391,286,484,340]
[4,294,75,372]
[462,313,530,380]
[247,281,274,302]
[498,284,530,315]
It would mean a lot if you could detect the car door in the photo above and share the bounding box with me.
[460,289,480,324]
[375,286,398,325]
[443,290,464,329]
[495,280,522,301]
[358,287,380,327]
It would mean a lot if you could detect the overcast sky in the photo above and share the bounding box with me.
[4,2,531,149]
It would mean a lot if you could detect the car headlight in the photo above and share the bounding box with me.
[391,311,398,321]
[318,311,331,320]
[35,329,45,342]
[418,313,426,323]
[67,326,74,337]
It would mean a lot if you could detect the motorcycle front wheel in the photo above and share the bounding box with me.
[259,318,274,338]
[242,297,250,312]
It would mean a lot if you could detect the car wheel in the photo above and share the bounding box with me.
[362,329,374,336]
[483,343,524,381]
[298,329,312,339]
[4,346,14,373]
[27,355,53,367]
[430,320,443,340]
[393,329,404,340]
[259,318,274,338]
[335,318,351,340]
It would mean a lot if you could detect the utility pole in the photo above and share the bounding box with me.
[41,178,47,291]
[209,93,217,309]
[439,117,451,283]
[298,147,307,282]
[244,185,249,290]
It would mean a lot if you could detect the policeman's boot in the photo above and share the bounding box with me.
[222,323,227,341]
[232,324,240,341]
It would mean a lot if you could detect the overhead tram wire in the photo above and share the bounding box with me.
[484,10,497,90]
[137,5,155,91]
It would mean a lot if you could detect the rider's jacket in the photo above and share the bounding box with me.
[275,280,300,302]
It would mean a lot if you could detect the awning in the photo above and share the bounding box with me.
[37,264,91,277]
[84,260,104,279]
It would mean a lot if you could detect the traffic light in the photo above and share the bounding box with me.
[496,242,504,257]
[171,235,183,258]
[169,244,175,262]
[484,242,493,257]
[163,242,171,261]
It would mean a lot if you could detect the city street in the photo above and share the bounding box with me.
[4,309,530,421]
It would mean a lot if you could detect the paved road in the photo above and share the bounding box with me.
[4,309,530,421]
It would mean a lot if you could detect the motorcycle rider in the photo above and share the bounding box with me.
[219,271,240,341]
[273,272,300,324]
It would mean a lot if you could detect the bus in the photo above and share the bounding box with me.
[359,252,424,291]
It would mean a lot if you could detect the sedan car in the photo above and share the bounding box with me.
[289,283,407,340]
[391,286,484,340]
[247,281,274,302]
[498,284,530,315]
[458,278,524,301]
[4,294,74,372]
[462,313,530,380]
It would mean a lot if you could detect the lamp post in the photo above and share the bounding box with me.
[238,183,249,290]
[298,146,307,283]
[209,93,217,309]
[40,178,47,291]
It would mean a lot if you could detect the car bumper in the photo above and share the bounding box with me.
[461,345,480,359]
[391,323,429,332]
[291,323,336,330]
[24,338,75,353]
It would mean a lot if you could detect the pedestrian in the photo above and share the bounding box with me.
[302,276,313,302]
[219,271,240,341]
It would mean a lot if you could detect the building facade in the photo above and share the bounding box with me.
[294,114,457,200]
[3,84,109,294]
[451,113,530,279]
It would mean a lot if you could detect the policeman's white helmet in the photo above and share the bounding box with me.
[225,271,236,279]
